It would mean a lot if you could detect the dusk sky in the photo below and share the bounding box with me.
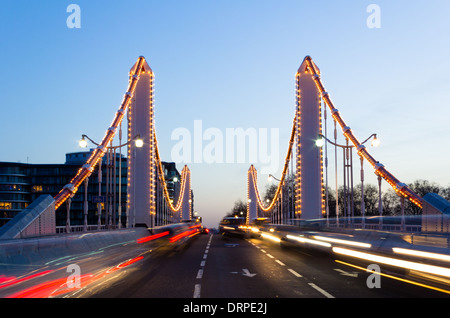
[1,1,450,228]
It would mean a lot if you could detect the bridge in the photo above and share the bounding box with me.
[0,56,450,302]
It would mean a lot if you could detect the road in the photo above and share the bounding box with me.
[64,232,449,299]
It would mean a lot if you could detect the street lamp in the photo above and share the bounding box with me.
[135,138,144,148]
[268,174,281,182]
[79,134,143,149]
[315,138,325,148]
[79,138,88,148]
[76,133,143,231]
[370,135,380,148]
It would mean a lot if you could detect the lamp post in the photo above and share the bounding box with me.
[78,133,143,230]
[316,133,379,227]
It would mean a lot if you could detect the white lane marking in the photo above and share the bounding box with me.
[275,259,285,266]
[242,268,257,277]
[288,268,303,278]
[308,283,335,298]
[251,240,310,289]
[193,284,201,298]
[334,268,358,277]
[193,234,213,298]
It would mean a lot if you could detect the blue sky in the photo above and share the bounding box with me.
[1,1,450,227]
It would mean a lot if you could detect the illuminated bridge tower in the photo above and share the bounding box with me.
[295,57,325,219]
[127,59,156,228]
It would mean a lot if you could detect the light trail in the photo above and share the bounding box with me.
[336,260,450,295]
[333,247,450,277]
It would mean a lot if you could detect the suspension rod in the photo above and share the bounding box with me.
[54,57,146,209]
[304,56,423,208]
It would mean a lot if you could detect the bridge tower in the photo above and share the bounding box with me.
[246,56,326,223]
[127,59,156,228]
[295,57,325,219]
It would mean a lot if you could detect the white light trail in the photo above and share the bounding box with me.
[333,247,450,278]
[286,235,331,248]
[392,248,450,262]
[313,235,371,248]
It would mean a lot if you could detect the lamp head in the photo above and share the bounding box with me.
[79,136,88,148]
[315,137,324,147]
[371,135,380,147]
[135,135,144,148]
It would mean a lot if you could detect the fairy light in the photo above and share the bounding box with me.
[148,69,156,217]
[305,56,423,209]
[247,168,251,223]
[126,73,133,215]
[53,56,195,228]
[294,63,325,217]
[318,93,326,216]
[295,71,302,215]
[54,56,144,209]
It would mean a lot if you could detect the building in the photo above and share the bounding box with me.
[0,152,183,228]
[0,162,31,226]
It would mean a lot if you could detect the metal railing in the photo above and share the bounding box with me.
[56,224,107,234]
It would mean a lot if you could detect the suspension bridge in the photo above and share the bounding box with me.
[0,55,449,299]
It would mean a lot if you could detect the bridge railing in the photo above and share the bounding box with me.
[56,225,108,234]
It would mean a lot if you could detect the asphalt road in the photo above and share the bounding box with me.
[68,232,449,299]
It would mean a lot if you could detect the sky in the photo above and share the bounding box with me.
[1,1,450,228]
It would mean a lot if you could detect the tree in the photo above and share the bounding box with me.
[264,183,278,203]
[406,180,444,215]
[351,184,380,217]
[442,186,450,201]
[370,179,448,216]
[226,199,247,218]
[324,179,450,218]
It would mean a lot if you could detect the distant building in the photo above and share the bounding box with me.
[0,152,183,228]
[0,162,32,226]
[161,161,181,203]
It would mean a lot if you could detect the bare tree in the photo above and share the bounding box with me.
[227,199,247,218]
[264,183,278,203]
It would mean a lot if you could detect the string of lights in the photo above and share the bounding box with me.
[304,56,423,208]
[248,55,423,224]
[247,111,297,214]
[54,56,146,209]
[53,56,192,222]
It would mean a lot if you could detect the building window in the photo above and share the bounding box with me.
[32,185,43,192]
[0,202,12,210]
